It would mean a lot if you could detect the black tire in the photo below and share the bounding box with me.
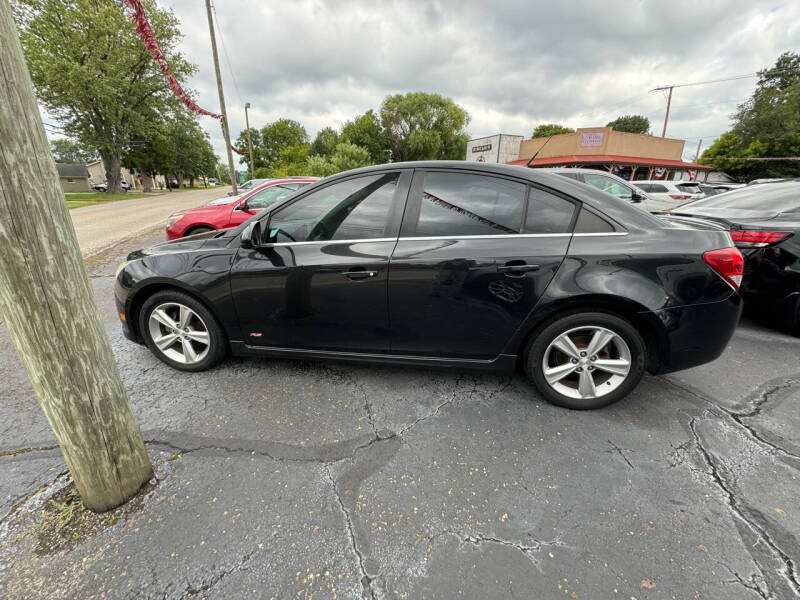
[524,311,646,410]
[139,290,228,372]
[185,226,215,237]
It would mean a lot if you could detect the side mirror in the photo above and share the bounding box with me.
[631,191,645,203]
[240,221,262,249]
[234,200,249,212]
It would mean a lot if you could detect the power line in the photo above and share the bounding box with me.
[211,2,244,107]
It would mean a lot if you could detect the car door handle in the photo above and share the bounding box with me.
[497,262,540,277]
[341,269,378,280]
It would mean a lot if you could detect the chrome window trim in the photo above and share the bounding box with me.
[398,233,571,241]
[265,237,397,247]
[258,232,628,247]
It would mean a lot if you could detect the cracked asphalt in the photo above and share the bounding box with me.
[2,228,800,599]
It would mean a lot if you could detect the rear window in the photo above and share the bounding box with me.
[681,181,800,213]
[676,183,702,193]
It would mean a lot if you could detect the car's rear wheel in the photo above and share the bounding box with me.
[525,312,646,409]
[185,226,214,237]
[139,290,227,371]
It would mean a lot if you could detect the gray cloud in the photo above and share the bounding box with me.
[156,0,800,163]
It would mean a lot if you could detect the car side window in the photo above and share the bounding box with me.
[524,188,576,233]
[246,185,300,210]
[635,184,652,192]
[574,207,615,233]
[582,173,633,201]
[267,173,400,243]
[649,184,668,193]
[411,172,525,236]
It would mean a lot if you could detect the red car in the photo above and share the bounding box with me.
[165,178,318,240]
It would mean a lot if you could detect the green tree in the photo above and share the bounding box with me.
[272,143,311,176]
[380,92,470,162]
[305,142,371,176]
[15,0,195,192]
[234,127,263,170]
[341,110,389,163]
[701,52,800,180]
[532,124,574,138]
[258,118,308,173]
[606,115,650,134]
[309,127,339,157]
[50,138,98,164]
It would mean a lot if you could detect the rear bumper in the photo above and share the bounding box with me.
[648,292,742,374]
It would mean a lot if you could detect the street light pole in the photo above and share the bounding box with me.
[245,102,255,178]
[204,0,237,195]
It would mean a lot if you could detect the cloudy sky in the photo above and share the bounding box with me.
[132,1,800,163]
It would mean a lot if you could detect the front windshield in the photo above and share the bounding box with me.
[679,181,800,213]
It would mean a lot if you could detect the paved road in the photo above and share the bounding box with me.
[70,187,228,257]
[1,230,799,599]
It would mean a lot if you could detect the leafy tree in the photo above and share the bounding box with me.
[341,110,389,163]
[50,138,98,164]
[258,119,308,172]
[272,144,311,176]
[532,124,574,138]
[234,128,263,170]
[606,115,650,134]
[15,0,195,192]
[309,127,340,157]
[701,52,800,180]
[380,92,470,162]
[305,143,371,176]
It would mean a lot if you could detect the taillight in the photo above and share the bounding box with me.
[668,193,692,200]
[703,247,744,290]
[729,230,791,248]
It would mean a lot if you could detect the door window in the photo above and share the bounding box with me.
[267,173,399,242]
[412,172,525,236]
[523,188,576,233]
[582,173,633,201]
[245,183,302,209]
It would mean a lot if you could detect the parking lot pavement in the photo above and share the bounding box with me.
[1,233,800,599]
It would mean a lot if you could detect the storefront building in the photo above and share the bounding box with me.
[467,127,712,181]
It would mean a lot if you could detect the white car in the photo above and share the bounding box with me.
[544,168,679,212]
[632,180,705,206]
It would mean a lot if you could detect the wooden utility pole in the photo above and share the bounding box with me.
[205,0,237,194]
[693,139,703,162]
[652,85,674,138]
[0,0,152,512]
[245,102,255,178]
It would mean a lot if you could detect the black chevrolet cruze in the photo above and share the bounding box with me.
[115,162,743,409]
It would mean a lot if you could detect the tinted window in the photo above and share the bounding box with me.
[635,184,652,192]
[414,172,525,236]
[681,182,800,214]
[268,173,399,242]
[246,184,301,209]
[524,188,576,233]
[574,207,614,233]
[582,173,633,201]
[676,183,702,193]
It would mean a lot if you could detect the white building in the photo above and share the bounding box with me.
[464,134,524,164]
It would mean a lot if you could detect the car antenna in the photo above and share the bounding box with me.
[525,135,553,168]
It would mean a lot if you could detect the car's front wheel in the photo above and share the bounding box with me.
[139,290,227,371]
[525,312,646,409]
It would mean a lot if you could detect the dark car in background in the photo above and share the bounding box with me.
[116,162,742,409]
[670,180,800,333]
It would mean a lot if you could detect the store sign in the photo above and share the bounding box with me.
[472,143,492,153]
[580,133,604,147]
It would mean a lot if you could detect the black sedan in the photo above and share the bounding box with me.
[670,180,800,333]
[115,161,743,409]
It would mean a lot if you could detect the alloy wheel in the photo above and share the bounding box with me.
[542,326,631,400]
[147,302,210,365]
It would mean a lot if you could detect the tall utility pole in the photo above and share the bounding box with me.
[205,0,237,194]
[244,102,255,178]
[651,85,674,138]
[0,0,152,512]
[693,139,703,162]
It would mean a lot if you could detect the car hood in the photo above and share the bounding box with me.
[127,230,227,260]
[171,203,232,218]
